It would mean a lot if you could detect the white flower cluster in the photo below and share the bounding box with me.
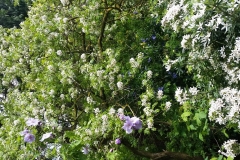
[141,95,150,107]
[87,96,95,105]
[143,107,154,116]
[81,54,87,62]
[175,87,188,104]
[146,70,153,79]
[165,102,172,111]
[221,64,240,85]
[229,37,240,63]
[181,35,191,49]
[157,90,163,99]
[175,87,198,104]
[147,118,154,129]
[161,3,182,27]
[189,87,199,96]
[108,108,115,116]
[60,0,69,6]
[130,58,139,68]
[164,59,179,71]
[219,139,239,158]
[101,114,108,134]
[209,87,240,126]
[117,81,123,90]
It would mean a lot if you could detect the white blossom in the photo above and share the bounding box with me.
[219,140,239,158]
[60,0,69,6]
[165,102,171,111]
[56,50,62,56]
[189,87,199,95]
[147,70,153,79]
[40,132,53,142]
[181,35,191,49]
[117,81,123,90]
[94,108,100,115]
[157,90,163,99]
[108,108,115,115]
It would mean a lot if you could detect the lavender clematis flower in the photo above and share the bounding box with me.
[40,132,53,142]
[122,116,142,133]
[152,35,156,40]
[131,117,142,130]
[118,114,126,121]
[115,138,121,145]
[26,118,40,126]
[20,129,30,136]
[24,133,35,143]
[122,118,133,134]
[82,145,90,154]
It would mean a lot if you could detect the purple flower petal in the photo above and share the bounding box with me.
[82,145,90,154]
[152,35,156,40]
[122,118,133,134]
[131,117,142,130]
[26,118,40,126]
[115,138,121,145]
[20,129,30,136]
[24,133,35,143]
[118,114,125,121]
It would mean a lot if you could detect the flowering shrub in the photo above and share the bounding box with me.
[0,0,240,160]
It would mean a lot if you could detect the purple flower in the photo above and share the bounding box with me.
[158,87,164,91]
[172,73,177,79]
[115,138,121,145]
[122,116,142,134]
[152,35,156,40]
[82,145,90,154]
[24,133,35,143]
[131,117,142,130]
[168,72,177,79]
[118,114,126,121]
[141,38,146,43]
[40,132,53,142]
[148,57,152,63]
[20,129,30,136]
[26,118,40,126]
[122,118,133,134]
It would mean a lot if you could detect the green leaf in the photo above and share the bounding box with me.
[217,155,223,160]
[194,111,207,126]
[197,111,207,119]
[189,124,197,130]
[221,129,229,138]
[199,133,204,141]
[64,131,75,139]
[226,157,234,160]
[181,111,191,122]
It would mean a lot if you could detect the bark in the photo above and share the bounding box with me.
[122,140,204,160]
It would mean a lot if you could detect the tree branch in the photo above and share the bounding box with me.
[122,140,204,160]
[98,8,111,54]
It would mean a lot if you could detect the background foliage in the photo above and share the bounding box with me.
[0,0,29,28]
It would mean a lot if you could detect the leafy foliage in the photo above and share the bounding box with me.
[0,0,240,160]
